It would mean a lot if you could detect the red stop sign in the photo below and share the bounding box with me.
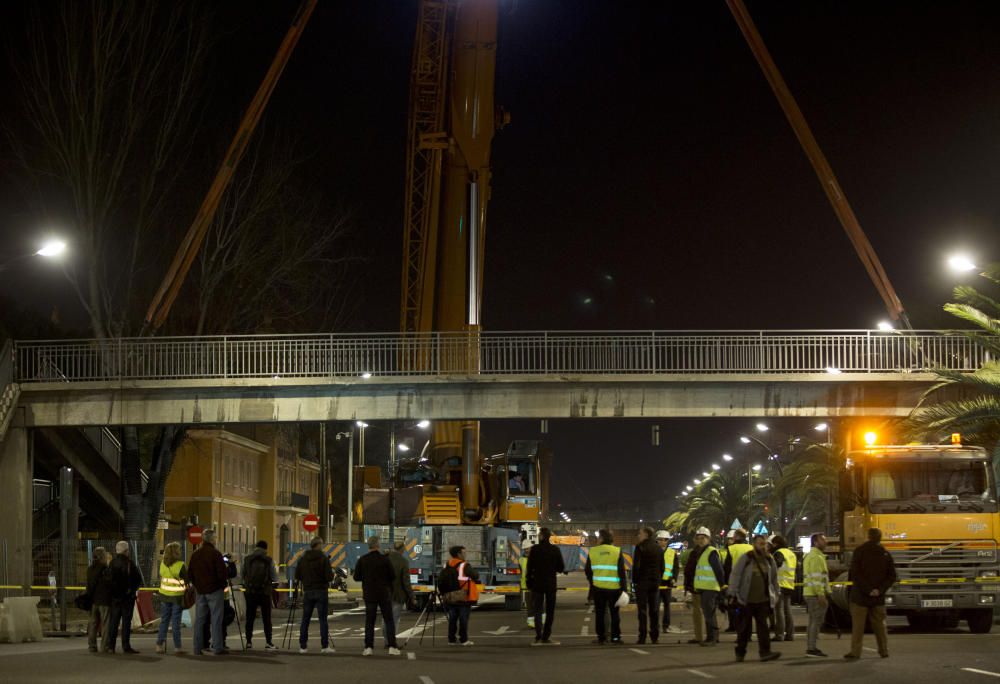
[187,525,204,545]
[302,514,319,532]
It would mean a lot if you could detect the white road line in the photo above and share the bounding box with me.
[963,669,1000,679]
[583,617,590,622]
[587,605,594,614]
[686,669,714,679]
[629,648,649,655]
[580,625,588,636]
[863,647,877,652]
[407,651,416,660]
[419,677,435,684]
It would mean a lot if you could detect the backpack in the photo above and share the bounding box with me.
[437,562,464,603]
[245,554,271,593]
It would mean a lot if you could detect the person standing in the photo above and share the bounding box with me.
[691,527,726,646]
[769,535,796,642]
[655,531,681,634]
[440,545,479,646]
[526,527,565,645]
[723,529,753,634]
[844,528,896,660]
[86,547,112,653]
[188,529,229,656]
[585,529,627,645]
[354,537,399,656]
[106,541,143,654]
[803,533,831,657]
[385,541,415,647]
[295,536,335,655]
[156,542,187,654]
[728,534,781,662]
[632,527,665,644]
[683,539,704,645]
[518,540,534,629]
[242,540,278,651]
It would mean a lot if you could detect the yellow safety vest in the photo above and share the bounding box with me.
[694,547,721,592]
[518,555,529,590]
[661,547,677,582]
[589,544,622,590]
[158,560,186,597]
[775,548,796,591]
[728,543,753,569]
[803,548,829,597]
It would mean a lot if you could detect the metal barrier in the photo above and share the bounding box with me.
[12,330,994,382]
[0,338,19,440]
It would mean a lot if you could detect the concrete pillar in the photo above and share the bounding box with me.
[0,428,33,593]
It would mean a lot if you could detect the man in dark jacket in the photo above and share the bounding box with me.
[86,547,113,653]
[526,527,566,645]
[845,528,897,660]
[385,541,414,647]
[188,529,229,656]
[106,541,143,654]
[295,536,335,654]
[632,526,665,644]
[353,536,400,656]
[241,540,278,650]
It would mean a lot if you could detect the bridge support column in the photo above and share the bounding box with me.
[0,427,33,594]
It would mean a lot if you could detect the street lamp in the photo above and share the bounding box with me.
[1,238,68,272]
[722,453,733,462]
[948,254,977,272]
[876,321,894,331]
[755,423,769,433]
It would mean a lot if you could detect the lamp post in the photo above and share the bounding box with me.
[0,238,68,272]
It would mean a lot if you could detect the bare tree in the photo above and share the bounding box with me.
[191,137,358,335]
[7,1,209,338]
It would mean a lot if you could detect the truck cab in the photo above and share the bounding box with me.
[837,444,999,632]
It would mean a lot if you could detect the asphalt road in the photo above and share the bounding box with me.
[2,585,999,684]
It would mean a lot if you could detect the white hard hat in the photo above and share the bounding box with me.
[655,530,670,540]
[695,527,711,537]
[726,529,737,538]
[766,535,777,545]
[615,590,630,609]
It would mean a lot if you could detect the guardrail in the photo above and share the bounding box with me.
[1,339,19,440]
[11,330,993,382]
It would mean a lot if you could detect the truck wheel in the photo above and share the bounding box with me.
[504,595,521,611]
[967,609,993,634]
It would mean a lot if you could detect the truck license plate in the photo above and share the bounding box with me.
[920,599,953,608]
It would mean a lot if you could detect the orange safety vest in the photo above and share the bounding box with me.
[448,557,479,603]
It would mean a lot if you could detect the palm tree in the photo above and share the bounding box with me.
[906,264,1000,460]
[664,469,767,536]
[769,443,842,539]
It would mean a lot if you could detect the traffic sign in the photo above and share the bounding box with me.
[303,514,319,532]
[187,525,204,545]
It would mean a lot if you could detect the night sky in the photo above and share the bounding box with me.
[3,2,1000,516]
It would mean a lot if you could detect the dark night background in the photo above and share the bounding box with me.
[2,1,1000,517]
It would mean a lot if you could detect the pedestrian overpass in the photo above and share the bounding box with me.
[1,330,987,430]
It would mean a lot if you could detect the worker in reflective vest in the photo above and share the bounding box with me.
[585,529,628,644]
[519,546,533,628]
[723,529,753,633]
[688,527,726,645]
[769,535,797,642]
[655,531,680,634]
[156,541,187,654]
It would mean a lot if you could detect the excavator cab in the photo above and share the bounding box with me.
[490,440,547,524]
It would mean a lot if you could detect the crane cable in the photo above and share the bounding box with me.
[726,0,911,329]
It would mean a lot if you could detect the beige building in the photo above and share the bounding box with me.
[164,425,322,565]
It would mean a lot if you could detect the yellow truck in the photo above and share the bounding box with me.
[834,442,999,633]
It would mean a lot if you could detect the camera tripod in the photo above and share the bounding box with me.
[281,581,301,650]
[404,589,443,648]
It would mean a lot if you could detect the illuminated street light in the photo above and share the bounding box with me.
[722,453,733,462]
[740,436,751,444]
[876,321,894,331]
[711,464,721,471]
[36,239,67,257]
[814,423,828,432]
[752,464,763,471]
[755,423,769,432]
[948,254,977,272]
[864,431,878,446]
[416,420,431,429]
[685,485,693,492]
[360,372,372,379]
[693,478,701,484]
[356,421,369,428]
[824,367,842,374]
[397,443,411,452]
[702,471,710,478]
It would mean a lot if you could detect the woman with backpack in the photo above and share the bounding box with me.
[156,541,187,654]
[241,540,279,650]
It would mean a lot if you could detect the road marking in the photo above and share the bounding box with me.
[686,669,714,679]
[587,605,594,614]
[419,677,435,684]
[630,648,649,655]
[863,647,877,652]
[583,617,590,622]
[407,652,416,660]
[963,669,1000,679]
[485,625,510,635]
[580,625,588,636]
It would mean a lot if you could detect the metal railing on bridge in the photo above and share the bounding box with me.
[11,330,992,383]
